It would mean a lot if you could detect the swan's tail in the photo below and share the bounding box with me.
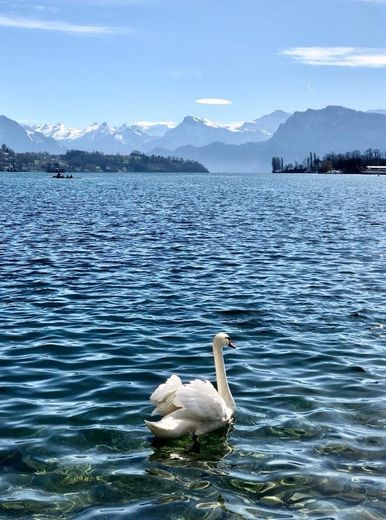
[145,420,179,439]
[144,415,195,439]
[145,420,164,437]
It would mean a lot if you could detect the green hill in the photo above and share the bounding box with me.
[0,146,209,173]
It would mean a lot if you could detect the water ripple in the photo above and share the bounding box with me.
[0,172,385,519]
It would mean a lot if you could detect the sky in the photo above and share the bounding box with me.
[1,0,386,126]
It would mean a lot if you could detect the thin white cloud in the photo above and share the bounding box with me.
[0,14,125,34]
[195,98,233,105]
[281,46,386,68]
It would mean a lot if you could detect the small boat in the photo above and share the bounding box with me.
[52,173,73,179]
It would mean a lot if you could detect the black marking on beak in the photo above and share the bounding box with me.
[228,340,236,349]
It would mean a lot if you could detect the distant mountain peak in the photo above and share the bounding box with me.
[182,115,203,125]
[0,115,62,153]
[0,115,15,123]
[270,105,386,161]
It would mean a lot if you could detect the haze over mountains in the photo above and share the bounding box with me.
[1,107,386,172]
[168,107,386,172]
[27,110,290,154]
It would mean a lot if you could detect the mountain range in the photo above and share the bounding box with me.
[1,107,386,172]
[166,106,386,172]
[26,110,290,154]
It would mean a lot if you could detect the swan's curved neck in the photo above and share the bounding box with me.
[213,345,235,411]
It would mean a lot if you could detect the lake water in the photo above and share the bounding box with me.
[0,171,385,519]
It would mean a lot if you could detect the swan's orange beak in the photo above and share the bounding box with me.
[228,340,236,349]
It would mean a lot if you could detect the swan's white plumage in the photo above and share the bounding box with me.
[149,374,182,416]
[145,332,236,439]
[174,379,228,421]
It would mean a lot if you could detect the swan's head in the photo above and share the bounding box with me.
[213,332,236,350]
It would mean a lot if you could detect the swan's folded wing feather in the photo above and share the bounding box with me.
[150,374,182,403]
[150,374,183,416]
[174,380,228,421]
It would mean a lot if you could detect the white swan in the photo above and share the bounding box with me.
[145,332,236,439]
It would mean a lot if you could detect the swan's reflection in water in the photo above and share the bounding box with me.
[146,425,236,518]
[148,423,235,464]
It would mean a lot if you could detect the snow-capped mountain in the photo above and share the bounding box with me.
[28,121,172,153]
[131,121,176,137]
[144,112,292,151]
[3,107,386,173]
[238,110,291,137]
[25,113,290,154]
[5,111,291,155]
[1,116,62,153]
[141,116,236,150]
[35,122,147,154]
[30,122,82,141]
[61,122,127,153]
[160,106,386,173]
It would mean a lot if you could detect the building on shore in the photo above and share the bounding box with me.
[365,166,386,174]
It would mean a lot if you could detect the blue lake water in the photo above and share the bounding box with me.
[0,171,385,519]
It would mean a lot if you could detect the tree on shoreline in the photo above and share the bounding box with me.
[272,149,386,173]
[0,147,209,173]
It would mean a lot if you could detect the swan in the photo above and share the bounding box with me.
[145,332,236,439]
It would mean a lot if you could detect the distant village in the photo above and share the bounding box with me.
[272,150,386,174]
[0,145,208,174]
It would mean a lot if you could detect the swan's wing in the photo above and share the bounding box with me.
[174,379,228,421]
[150,374,183,416]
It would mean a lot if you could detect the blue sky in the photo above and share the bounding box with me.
[1,0,386,126]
